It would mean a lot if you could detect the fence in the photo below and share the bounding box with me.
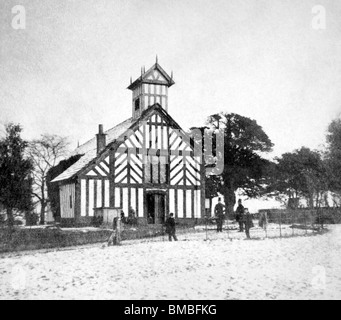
[119,208,338,245]
[0,208,338,253]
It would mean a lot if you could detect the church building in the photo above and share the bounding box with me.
[52,60,205,225]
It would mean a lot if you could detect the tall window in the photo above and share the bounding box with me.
[144,155,168,184]
[135,98,140,111]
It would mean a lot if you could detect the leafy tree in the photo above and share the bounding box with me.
[325,118,341,196]
[27,134,69,224]
[206,113,274,216]
[204,175,220,215]
[0,124,33,227]
[267,147,328,208]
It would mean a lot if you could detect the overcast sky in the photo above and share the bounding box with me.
[1,0,341,158]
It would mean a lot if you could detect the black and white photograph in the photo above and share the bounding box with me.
[1,0,341,303]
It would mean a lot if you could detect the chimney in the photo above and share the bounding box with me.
[96,124,106,154]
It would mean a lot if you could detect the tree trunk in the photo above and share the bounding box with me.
[324,193,329,208]
[308,194,314,209]
[40,180,45,225]
[40,202,45,225]
[6,207,14,228]
[223,187,236,220]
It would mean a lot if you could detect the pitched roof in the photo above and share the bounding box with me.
[52,104,186,184]
[127,62,175,90]
[51,117,134,183]
[70,117,133,156]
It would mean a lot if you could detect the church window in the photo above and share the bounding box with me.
[144,155,168,184]
[135,98,140,111]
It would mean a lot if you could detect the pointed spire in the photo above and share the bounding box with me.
[130,76,132,84]
[141,67,143,76]
[143,65,145,73]
[171,70,173,79]
[156,55,158,64]
[77,140,80,148]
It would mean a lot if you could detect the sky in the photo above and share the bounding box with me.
[1,0,341,159]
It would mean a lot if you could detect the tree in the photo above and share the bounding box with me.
[267,147,328,208]
[0,123,33,227]
[325,118,341,196]
[27,134,69,224]
[206,113,274,216]
[205,175,220,214]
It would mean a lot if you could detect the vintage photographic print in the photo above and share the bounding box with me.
[0,0,341,304]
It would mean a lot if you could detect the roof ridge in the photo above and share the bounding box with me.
[52,104,187,183]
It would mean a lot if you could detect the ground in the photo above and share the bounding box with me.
[0,225,340,300]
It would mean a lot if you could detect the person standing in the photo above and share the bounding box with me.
[108,216,122,246]
[165,213,178,241]
[214,198,225,232]
[120,210,126,224]
[128,206,137,227]
[243,208,254,239]
[236,199,245,232]
[259,211,268,230]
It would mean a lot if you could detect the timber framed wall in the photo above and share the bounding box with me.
[59,107,205,226]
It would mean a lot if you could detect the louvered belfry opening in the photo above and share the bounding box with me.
[128,59,175,119]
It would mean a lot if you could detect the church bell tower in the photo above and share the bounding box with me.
[127,57,175,119]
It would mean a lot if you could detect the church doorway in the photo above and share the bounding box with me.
[146,191,166,224]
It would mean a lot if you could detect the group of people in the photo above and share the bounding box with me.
[108,198,261,246]
[108,210,178,245]
[108,206,137,246]
[120,206,138,227]
[235,199,254,239]
[164,198,256,241]
[214,198,254,239]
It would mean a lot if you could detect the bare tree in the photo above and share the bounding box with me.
[27,134,69,225]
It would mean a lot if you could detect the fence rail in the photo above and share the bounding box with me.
[0,208,338,252]
[119,208,335,245]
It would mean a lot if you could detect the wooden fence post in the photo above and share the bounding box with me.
[279,211,282,239]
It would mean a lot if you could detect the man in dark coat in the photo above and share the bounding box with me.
[165,213,178,241]
[214,198,225,232]
[235,199,245,232]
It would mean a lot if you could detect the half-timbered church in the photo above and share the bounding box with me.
[52,60,205,225]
